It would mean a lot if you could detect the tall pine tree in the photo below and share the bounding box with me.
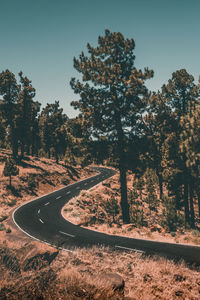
[70,29,153,223]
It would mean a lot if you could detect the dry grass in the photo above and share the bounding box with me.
[0,239,200,299]
[63,171,200,246]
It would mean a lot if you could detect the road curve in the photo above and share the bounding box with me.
[13,167,200,264]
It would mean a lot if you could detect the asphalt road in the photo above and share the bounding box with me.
[13,167,200,264]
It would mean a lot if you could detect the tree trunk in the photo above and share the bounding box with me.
[11,127,18,159]
[9,175,12,187]
[115,116,130,223]
[21,143,24,159]
[119,164,130,223]
[184,181,190,225]
[175,187,181,210]
[198,191,200,218]
[157,173,163,200]
[112,89,130,223]
[55,151,59,164]
[189,182,195,228]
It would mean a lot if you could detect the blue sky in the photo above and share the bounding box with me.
[0,0,199,117]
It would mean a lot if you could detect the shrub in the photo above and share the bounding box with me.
[104,196,120,223]
[6,227,11,233]
[0,215,8,222]
[0,223,5,231]
[134,176,144,200]
[61,176,70,186]
[3,157,19,187]
[161,195,178,232]
[145,169,158,211]
[129,191,145,226]
[7,199,16,207]
[28,174,38,191]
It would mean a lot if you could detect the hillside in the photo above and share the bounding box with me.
[0,149,95,238]
[63,170,200,246]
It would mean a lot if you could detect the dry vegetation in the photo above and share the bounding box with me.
[63,170,200,246]
[0,237,200,300]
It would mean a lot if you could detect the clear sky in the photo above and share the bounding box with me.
[0,0,199,117]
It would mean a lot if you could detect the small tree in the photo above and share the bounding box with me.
[161,195,178,232]
[3,157,19,187]
[128,190,144,226]
[134,176,144,200]
[145,169,158,211]
[104,196,120,224]
[27,174,38,191]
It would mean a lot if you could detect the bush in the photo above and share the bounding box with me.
[0,215,8,222]
[28,174,38,191]
[129,191,145,226]
[161,195,178,232]
[0,223,5,231]
[6,227,11,233]
[145,169,158,211]
[7,199,16,207]
[104,196,120,223]
[61,176,70,186]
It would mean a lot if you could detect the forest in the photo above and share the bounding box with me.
[0,29,200,230]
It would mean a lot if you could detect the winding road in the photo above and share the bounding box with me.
[13,167,200,264]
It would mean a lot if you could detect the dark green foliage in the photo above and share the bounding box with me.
[0,223,5,231]
[70,29,153,223]
[27,174,38,191]
[0,70,20,157]
[39,101,68,163]
[134,176,144,200]
[145,169,158,211]
[128,190,144,226]
[104,196,120,223]
[6,227,11,233]
[3,157,19,187]
[7,199,17,207]
[161,195,179,232]
[17,72,37,158]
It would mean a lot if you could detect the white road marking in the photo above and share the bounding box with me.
[66,191,71,195]
[44,202,49,206]
[59,231,75,238]
[39,218,44,224]
[56,196,61,199]
[76,186,80,190]
[115,245,144,253]
[38,209,40,214]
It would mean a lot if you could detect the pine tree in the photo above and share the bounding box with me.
[0,70,20,158]
[17,72,36,157]
[39,101,68,163]
[135,176,144,200]
[145,168,158,211]
[70,29,153,223]
[104,196,120,224]
[162,69,200,226]
[3,157,19,187]
[143,92,174,199]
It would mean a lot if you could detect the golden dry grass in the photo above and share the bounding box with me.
[0,239,200,299]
